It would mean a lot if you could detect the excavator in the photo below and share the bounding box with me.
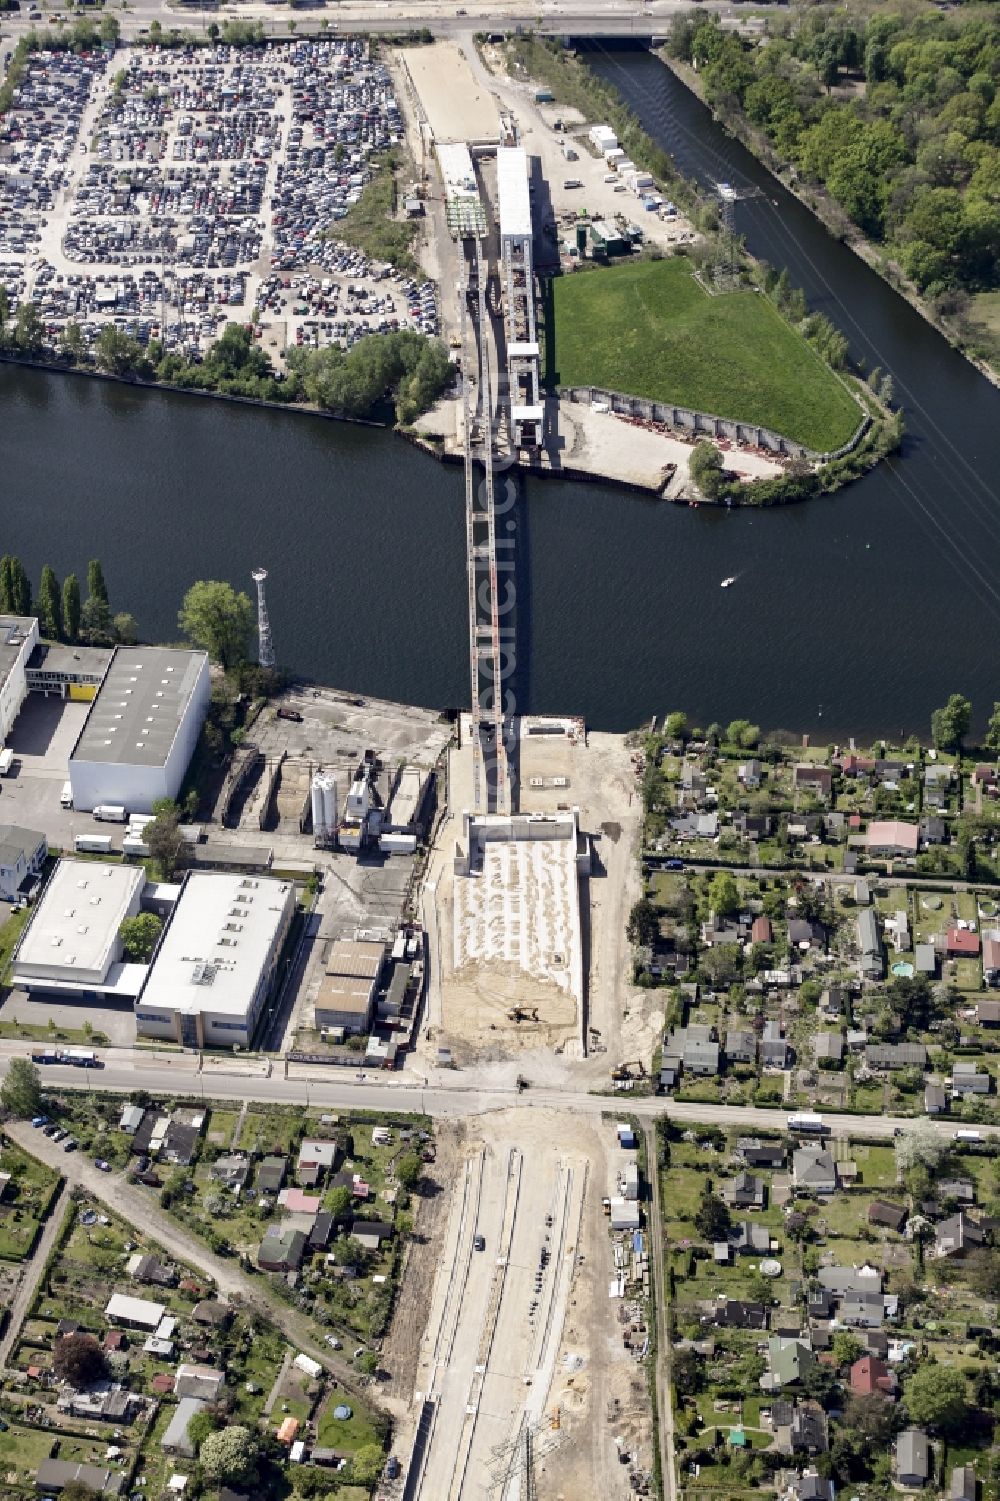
[610,1059,646,1083]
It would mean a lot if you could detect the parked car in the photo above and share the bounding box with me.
[30,1116,48,1128]
[63,1139,77,1152]
[95,1159,111,1172]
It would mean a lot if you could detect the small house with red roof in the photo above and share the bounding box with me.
[946,927,980,959]
[850,1356,896,1399]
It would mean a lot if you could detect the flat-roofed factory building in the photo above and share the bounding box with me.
[25,642,114,701]
[69,646,211,814]
[12,858,147,999]
[0,615,38,744]
[134,871,295,1049]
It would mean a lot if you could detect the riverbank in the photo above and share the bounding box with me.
[0,350,389,428]
[410,392,791,499]
[656,51,1000,394]
[491,38,899,504]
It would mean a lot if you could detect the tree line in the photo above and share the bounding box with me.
[667,10,1000,298]
[0,310,454,427]
[0,555,136,648]
[5,564,271,678]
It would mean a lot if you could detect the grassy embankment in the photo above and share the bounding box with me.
[551,258,862,454]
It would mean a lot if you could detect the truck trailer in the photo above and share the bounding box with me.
[93,805,127,823]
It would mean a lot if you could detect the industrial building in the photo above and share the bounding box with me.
[69,646,211,814]
[436,142,487,237]
[134,870,296,1049]
[315,937,385,1034]
[0,615,38,746]
[0,823,46,903]
[12,859,147,999]
[25,641,114,700]
[497,138,541,447]
[338,754,381,851]
[380,764,428,854]
[589,219,631,257]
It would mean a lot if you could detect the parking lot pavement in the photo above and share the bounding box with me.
[2,696,126,852]
[0,989,138,1046]
[3,39,438,363]
[7,694,87,773]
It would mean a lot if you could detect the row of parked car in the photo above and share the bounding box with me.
[0,49,106,238]
[30,1116,78,1152]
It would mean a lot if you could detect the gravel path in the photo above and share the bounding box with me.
[0,1175,70,1371]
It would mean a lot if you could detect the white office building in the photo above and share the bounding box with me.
[12,859,147,998]
[69,646,211,814]
[135,871,296,1049]
[0,824,47,903]
[0,615,39,745]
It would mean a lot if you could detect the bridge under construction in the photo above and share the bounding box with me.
[447,120,540,817]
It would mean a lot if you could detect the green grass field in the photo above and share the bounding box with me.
[551,258,861,452]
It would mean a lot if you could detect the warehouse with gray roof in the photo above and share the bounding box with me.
[69,646,210,814]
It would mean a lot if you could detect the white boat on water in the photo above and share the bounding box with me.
[720,576,736,588]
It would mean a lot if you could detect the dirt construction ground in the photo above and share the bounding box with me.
[382,1108,650,1501]
[420,724,660,1077]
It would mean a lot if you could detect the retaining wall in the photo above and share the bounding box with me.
[563,385,870,463]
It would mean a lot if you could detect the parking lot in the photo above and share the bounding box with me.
[0,38,438,361]
[1,696,92,851]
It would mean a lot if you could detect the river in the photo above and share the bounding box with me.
[4,49,1000,738]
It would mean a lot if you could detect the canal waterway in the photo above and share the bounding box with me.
[4,49,1000,737]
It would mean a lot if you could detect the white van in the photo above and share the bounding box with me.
[60,782,73,809]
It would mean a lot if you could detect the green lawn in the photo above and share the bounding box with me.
[316,1385,382,1454]
[0,1424,53,1474]
[551,258,862,452]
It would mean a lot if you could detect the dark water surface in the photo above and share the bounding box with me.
[4,49,1000,735]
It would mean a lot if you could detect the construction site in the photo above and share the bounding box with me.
[389,1108,654,1501]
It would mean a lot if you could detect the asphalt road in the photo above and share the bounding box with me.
[0,0,756,39]
[1,1051,990,1141]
